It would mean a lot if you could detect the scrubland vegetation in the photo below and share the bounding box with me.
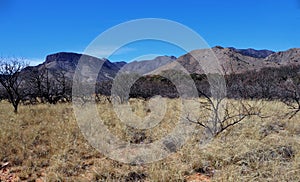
[1,57,300,181]
[0,98,299,181]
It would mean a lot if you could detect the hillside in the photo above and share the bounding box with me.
[149,47,300,75]
[28,53,176,82]
[22,47,300,80]
[265,48,300,65]
[228,47,274,58]
[119,56,176,75]
[36,52,122,81]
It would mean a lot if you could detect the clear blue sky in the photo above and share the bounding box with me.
[1,0,300,65]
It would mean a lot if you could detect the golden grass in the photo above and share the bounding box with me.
[0,99,299,181]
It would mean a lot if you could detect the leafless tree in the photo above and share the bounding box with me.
[0,85,7,101]
[111,72,140,104]
[28,66,54,103]
[187,76,265,137]
[280,78,300,119]
[26,66,47,103]
[0,58,29,113]
[53,63,72,102]
[29,63,72,104]
[187,99,261,138]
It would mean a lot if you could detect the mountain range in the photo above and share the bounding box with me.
[29,46,300,82]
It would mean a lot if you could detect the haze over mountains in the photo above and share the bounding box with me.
[30,46,300,82]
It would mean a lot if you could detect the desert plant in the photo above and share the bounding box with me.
[0,57,29,113]
[111,72,141,104]
[187,99,262,138]
[279,78,300,119]
[187,77,264,137]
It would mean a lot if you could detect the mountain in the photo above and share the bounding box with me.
[149,47,300,75]
[23,47,300,83]
[27,53,176,82]
[228,47,274,58]
[37,52,123,82]
[114,61,127,69]
[265,48,300,64]
[119,56,176,75]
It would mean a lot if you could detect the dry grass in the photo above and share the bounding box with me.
[0,98,299,181]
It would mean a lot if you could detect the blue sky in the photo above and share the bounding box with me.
[0,0,300,65]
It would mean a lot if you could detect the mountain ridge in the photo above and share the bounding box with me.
[149,47,300,75]
[26,47,300,82]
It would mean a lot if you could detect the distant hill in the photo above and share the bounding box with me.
[149,47,300,75]
[265,48,300,64]
[119,56,176,75]
[228,47,274,58]
[34,52,123,82]
[3,47,300,103]
[23,47,300,81]
[26,52,176,82]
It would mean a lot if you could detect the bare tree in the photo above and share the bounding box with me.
[0,58,29,113]
[30,63,72,104]
[0,85,7,101]
[52,64,71,103]
[27,66,53,103]
[42,67,60,104]
[111,72,141,104]
[187,98,264,137]
[187,76,264,137]
[280,78,300,119]
[26,66,46,103]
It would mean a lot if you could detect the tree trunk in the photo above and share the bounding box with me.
[13,104,18,114]
[13,99,20,114]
